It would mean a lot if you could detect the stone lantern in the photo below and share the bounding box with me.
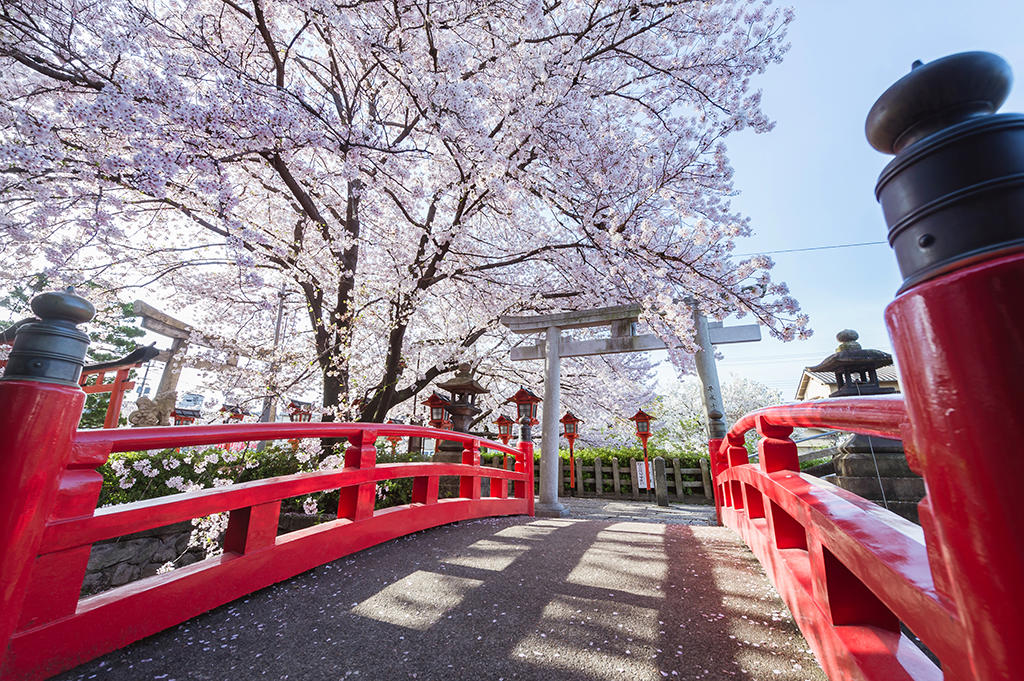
[434,364,489,492]
[806,329,896,397]
[807,330,923,522]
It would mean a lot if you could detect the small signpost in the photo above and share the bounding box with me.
[634,460,651,490]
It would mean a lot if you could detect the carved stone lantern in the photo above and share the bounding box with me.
[806,330,896,397]
[806,330,923,522]
[436,363,489,433]
[434,364,490,490]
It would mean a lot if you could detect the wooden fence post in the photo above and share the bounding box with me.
[629,458,639,499]
[594,455,603,497]
[672,458,683,500]
[612,458,621,496]
[699,458,713,499]
[654,457,669,506]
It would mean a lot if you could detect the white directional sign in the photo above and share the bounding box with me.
[635,460,652,490]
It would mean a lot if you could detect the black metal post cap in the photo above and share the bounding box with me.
[866,51,1012,154]
[1,287,95,386]
[31,288,96,326]
[868,51,1024,291]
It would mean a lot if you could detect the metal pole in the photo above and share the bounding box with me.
[536,325,568,516]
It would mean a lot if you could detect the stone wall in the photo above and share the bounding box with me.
[82,521,205,596]
[82,512,331,597]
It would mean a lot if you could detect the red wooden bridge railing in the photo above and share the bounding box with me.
[711,396,956,681]
[0,402,533,680]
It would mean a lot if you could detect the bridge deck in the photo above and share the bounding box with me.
[54,502,825,681]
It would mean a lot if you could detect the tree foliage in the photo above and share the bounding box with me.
[1,0,807,423]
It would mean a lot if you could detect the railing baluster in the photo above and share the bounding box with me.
[338,429,377,521]
[223,501,281,555]
[460,440,481,499]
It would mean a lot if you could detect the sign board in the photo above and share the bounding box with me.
[422,439,436,457]
[634,460,652,490]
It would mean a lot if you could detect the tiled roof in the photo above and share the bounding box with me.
[804,367,900,385]
[795,366,901,400]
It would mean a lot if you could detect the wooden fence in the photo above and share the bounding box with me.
[479,454,713,501]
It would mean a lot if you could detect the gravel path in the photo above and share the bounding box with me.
[55,504,824,681]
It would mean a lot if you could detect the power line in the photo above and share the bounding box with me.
[736,240,887,257]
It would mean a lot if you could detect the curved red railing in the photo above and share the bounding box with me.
[712,395,959,681]
[4,421,533,681]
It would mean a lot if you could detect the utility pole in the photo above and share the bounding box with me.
[259,283,288,423]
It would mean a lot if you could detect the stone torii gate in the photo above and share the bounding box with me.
[132,300,240,398]
[500,303,760,517]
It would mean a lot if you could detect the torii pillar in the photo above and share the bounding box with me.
[501,304,760,517]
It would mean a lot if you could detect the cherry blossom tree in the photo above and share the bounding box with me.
[1,0,807,422]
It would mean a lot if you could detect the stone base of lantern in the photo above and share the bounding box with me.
[832,433,924,524]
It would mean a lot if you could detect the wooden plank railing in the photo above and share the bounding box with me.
[2,421,533,681]
[713,395,959,681]
[512,456,713,500]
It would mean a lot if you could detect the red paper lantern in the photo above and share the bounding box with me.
[506,387,541,426]
[493,414,514,445]
[420,392,451,429]
[560,411,583,489]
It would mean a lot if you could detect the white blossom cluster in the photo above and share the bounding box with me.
[2,0,808,431]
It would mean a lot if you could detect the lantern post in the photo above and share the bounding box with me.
[629,409,654,495]
[506,387,541,426]
[559,411,582,490]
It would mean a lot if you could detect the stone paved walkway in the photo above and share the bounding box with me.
[55,504,824,681]
[556,497,718,525]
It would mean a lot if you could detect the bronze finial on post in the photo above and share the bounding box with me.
[2,287,95,385]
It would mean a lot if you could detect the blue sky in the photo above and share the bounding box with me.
[662,0,1024,397]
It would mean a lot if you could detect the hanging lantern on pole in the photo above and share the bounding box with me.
[506,387,541,426]
[420,392,452,429]
[629,409,654,494]
[386,418,403,457]
[560,411,582,489]
[493,414,514,445]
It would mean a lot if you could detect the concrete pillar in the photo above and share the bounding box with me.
[536,326,568,517]
[692,308,725,437]
[654,457,669,507]
[156,337,187,396]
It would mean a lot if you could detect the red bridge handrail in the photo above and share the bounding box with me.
[1,417,534,680]
[713,395,955,681]
[73,421,523,457]
[728,394,907,441]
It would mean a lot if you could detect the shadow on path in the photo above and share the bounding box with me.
[54,515,824,681]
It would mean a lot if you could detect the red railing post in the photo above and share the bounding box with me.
[868,51,1024,680]
[515,419,535,516]
[460,439,481,499]
[338,428,377,521]
[0,290,93,670]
